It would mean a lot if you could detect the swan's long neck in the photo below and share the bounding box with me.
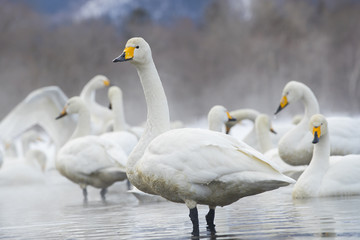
[112,95,128,132]
[127,60,170,180]
[256,121,273,153]
[209,119,224,132]
[231,109,259,122]
[80,83,95,102]
[310,133,330,169]
[70,108,92,140]
[302,86,320,120]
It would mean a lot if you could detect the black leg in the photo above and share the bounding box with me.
[100,188,107,200]
[189,207,199,236]
[82,188,88,203]
[206,208,216,233]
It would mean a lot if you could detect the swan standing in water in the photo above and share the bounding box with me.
[113,37,295,236]
[274,81,360,165]
[292,114,360,198]
[55,97,128,200]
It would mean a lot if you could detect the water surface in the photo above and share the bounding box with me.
[0,170,360,239]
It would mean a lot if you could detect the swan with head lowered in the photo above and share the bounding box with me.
[274,81,360,166]
[113,37,295,236]
[55,97,129,200]
[292,114,360,198]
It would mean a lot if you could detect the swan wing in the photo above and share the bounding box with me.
[140,128,293,185]
[0,86,76,148]
[57,136,122,176]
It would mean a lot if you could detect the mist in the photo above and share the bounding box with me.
[1,0,360,126]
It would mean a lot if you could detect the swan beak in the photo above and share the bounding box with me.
[274,95,288,114]
[108,103,112,110]
[103,79,110,86]
[270,127,277,134]
[312,126,321,144]
[227,112,237,122]
[226,126,231,134]
[113,46,135,62]
[55,109,67,120]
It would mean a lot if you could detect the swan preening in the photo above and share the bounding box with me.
[292,114,360,198]
[113,37,295,236]
[55,97,130,200]
[275,81,360,166]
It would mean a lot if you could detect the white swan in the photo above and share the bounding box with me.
[100,86,138,168]
[80,75,113,135]
[292,114,360,198]
[113,37,295,236]
[55,97,128,200]
[105,86,144,140]
[275,81,360,165]
[208,105,236,132]
[0,86,76,155]
[255,114,307,179]
[225,108,288,150]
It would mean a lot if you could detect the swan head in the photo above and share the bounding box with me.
[309,114,328,144]
[208,105,236,132]
[113,37,152,65]
[108,86,123,108]
[55,96,87,119]
[255,114,277,134]
[275,81,304,114]
[88,75,111,89]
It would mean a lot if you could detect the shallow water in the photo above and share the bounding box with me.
[0,170,360,240]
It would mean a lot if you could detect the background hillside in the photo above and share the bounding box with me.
[1,0,360,124]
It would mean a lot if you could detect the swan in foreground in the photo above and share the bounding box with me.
[292,114,360,198]
[80,75,113,134]
[55,97,128,200]
[255,114,307,179]
[113,37,295,236]
[274,81,360,165]
[128,105,235,203]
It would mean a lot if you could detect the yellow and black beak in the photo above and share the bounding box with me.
[312,126,321,144]
[227,112,237,122]
[270,127,277,134]
[274,95,289,115]
[113,46,135,62]
[55,108,67,120]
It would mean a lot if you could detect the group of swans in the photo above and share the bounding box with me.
[55,85,139,200]
[112,37,295,236]
[269,81,360,199]
[292,114,360,198]
[274,81,360,166]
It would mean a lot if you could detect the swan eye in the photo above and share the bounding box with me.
[136,46,139,49]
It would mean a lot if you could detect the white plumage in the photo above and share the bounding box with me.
[292,114,360,198]
[80,75,113,135]
[275,81,360,165]
[113,37,295,236]
[55,97,128,200]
